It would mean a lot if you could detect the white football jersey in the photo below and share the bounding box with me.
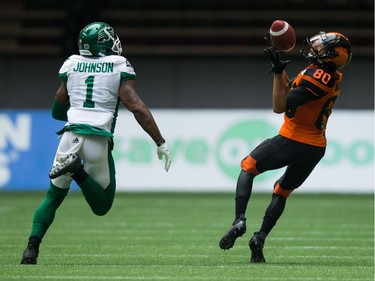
[59,55,136,133]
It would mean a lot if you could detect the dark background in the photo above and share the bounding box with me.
[0,0,373,109]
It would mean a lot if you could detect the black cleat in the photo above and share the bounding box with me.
[49,153,82,179]
[20,244,39,265]
[219,216,246,250]
[249,232,266,263]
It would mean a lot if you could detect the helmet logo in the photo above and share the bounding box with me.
[98,27,115,44]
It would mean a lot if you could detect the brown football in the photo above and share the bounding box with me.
[269,20,296,52]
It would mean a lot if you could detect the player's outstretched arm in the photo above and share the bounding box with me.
[119,79,171,171]
[272,72,291,113]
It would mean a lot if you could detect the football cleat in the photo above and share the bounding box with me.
[219,215,246,250]
[20,244,39,265]
[49,153,82,179]
[249,232,266,263]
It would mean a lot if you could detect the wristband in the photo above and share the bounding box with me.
[156,140,165,147]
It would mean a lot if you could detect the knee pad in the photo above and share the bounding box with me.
[273,182,293,199]
[241,155,260,175]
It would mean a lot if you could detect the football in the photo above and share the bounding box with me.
[269,20,296,52]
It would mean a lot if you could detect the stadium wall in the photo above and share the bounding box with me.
[0,57,373,110]
[0,109,373,193]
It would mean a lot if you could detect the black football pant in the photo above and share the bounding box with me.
[235,135,326,235]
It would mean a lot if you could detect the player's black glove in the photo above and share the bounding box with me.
[263,46,290,74]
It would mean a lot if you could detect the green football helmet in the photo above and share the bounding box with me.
[78,22,122,56]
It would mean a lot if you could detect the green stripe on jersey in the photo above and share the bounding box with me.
[57,124,113,137]
[121,72,136,82]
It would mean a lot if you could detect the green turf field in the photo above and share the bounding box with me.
[0,192,373,281]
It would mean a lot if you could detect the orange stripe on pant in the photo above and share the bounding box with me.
[273,182,293,199]
[241,155,260,175]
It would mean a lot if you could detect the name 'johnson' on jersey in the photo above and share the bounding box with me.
[58,55,136,134]
[73,61,115,73]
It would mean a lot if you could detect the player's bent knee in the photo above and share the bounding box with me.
[91,204,112,216]
[241,155,260,175]
[273,182,293,199]
[92,208,110,216]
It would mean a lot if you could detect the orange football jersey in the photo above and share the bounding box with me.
[279,64,342,147]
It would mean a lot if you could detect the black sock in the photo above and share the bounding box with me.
[28,236,41,251]
[72,166,88,184]
[258,231,268,241]
[235,170,255,219]
[259,193,286,234]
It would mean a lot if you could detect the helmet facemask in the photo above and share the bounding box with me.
[97,26,122,56]
[300,31,352,70]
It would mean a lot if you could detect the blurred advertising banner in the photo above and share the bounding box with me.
[0,109,373,193]
[0,110,61,191]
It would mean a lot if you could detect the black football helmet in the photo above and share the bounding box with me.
[300,31,352,70]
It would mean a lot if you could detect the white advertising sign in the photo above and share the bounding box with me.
[113,109,374,193]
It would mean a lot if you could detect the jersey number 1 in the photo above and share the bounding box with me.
[83,76,95,108]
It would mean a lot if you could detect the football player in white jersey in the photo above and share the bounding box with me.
[21,22,171,265]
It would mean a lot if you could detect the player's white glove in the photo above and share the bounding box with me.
[157,143,171,172]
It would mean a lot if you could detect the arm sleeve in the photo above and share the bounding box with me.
[287,86,321,109]
[286,67,330,111]
[52,98,70,121]
[285,86,322,118]
[120,58,137,83]
[58,57,72,82]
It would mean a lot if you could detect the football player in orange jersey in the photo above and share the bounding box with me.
[219,31,352,263]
